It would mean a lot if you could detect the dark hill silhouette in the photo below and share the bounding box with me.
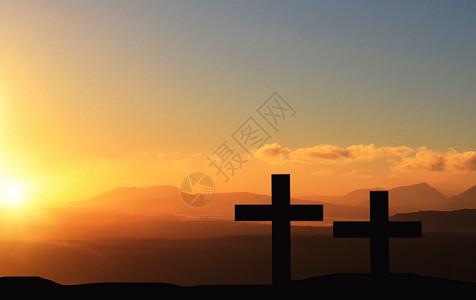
[448,185,476,209]
[0,276,59,287]
[3,232,476,285]
[1,274,475,298]
[391,209,476,233]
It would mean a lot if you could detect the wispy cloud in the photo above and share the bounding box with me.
[254,143,412,165]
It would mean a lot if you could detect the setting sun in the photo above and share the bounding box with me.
[0,180,26,207]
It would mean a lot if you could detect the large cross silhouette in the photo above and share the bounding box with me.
[235,174,323,286]
[333,191,422,275]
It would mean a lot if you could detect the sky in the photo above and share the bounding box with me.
[0,0,475,204]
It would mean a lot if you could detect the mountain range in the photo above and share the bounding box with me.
[3,182,476,241]
[299,182,476,212]
[72,182,476,218]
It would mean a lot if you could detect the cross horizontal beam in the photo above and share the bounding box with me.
[235,205,271,221]
[334,221,422,238]
[235,204,323,221]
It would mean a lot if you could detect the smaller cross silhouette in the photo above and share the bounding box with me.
[235,174,323,286]
[333,191,421,275]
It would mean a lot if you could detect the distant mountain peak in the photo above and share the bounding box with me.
[77,185,181,208]
[113,185,179,191]
[391,182,445,194]
[454,185,476,197]
[448,185,476,210]
[395,182,431,189]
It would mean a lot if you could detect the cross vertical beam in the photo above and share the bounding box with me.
[370,191,390,275]
[272,174,290,285]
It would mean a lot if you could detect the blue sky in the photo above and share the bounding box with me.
[1,0,475,199]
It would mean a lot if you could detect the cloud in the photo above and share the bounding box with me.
[255,143,476,174]
[254,143,291,159]
[394,147,476,173]
[255,143,413,165]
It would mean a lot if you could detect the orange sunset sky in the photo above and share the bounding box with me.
[1,1,476,207]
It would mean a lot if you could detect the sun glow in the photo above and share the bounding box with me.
[0,180,26,207]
